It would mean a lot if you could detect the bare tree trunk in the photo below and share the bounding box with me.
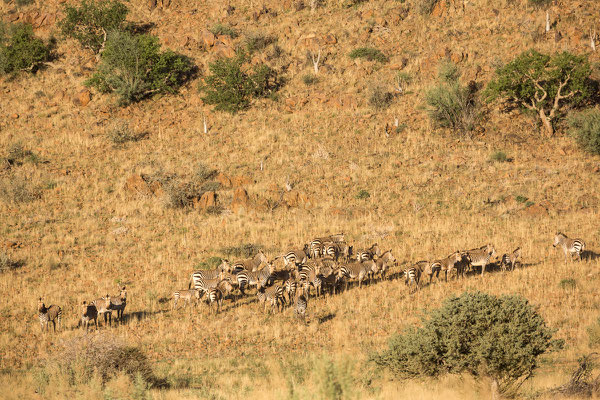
[539,108,554,137]
[491,378,501,400]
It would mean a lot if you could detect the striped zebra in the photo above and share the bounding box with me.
[172,289,201,310]
[465,244,496,276]
[80,301,98,332]
[229,263,273,295]
[308,233,345,259]
[204,287,223,314]
[501,247,522,271]
[322,241,341,261]
[189,267,225,295]
[553,233,585,263]
[404,262,425,292]
[92,295,113,327]
[431,252,467,282]
[355,243,381,262]
[338,260,377,289]
[257,284,286,313]
[298,263,323,296]
[38,298,62,333]
[295,287,308,323]
[229,250,268,272]
[282,248,308,268]
[109,286,127,322]
[319,273,340,295]
[217,279,236,300]
[374,250,396,280]
[284,278,298,304]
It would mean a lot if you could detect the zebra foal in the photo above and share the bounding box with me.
[38,298,62,333]
[553,233,585,263]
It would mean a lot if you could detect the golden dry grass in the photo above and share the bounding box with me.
[1,0,600,398]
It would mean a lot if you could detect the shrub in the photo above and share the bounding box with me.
[348,47,388,63]
[200,52,281,113]
[356,189,370,199]
[106,120,143,144]
[86,30,195,105]
[0,23,54,74]
[245,32,276,54]
[369,86,395,110]
[58,0,128,53]
[424,62,479,136]
[0,176,43,203]
[220,243,263,258]
[4,142,39,166]
[209,23,238,38]
[568,108,600,155]
[15,0,35,6]
[485,50,592,137]
[559,278,576,290]
[515,195,528,203]
[0,253,24,272]
[372,291,562,396]
[417,0,444,15]
[302,73,318,85]
[587,317,600,347]
[490,151,508,162]
[46,334,160,386]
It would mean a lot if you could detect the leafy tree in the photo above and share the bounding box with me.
[0,23,54,74]
[485,50,592,137]
[200,52,281,114]
[372,291,562,397]
[58,0,128,53]
[86,30,194,105]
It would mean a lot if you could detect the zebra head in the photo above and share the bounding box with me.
[553,233,565,247]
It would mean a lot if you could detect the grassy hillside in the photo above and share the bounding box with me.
[1,0,599,398]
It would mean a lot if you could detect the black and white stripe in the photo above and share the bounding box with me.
[38,298,62,333]
[465,244,496,276]
[553,233,585,263]
[80,301,98,332]
[204,287,223,314]
[257,284,286,313]
[92,295,113,327]
[172,289,201,309]
[501,247,522,271]
[355,243,381,262]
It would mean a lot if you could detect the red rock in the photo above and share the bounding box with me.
[216,173,232,188]
[322,34,337,44]
[200,29,216,48]
[76,88,91,107]
[213,43,236,58]
[231,187,250,213]
[194,191,217,210]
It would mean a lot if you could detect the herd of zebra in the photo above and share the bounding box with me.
[36,232,586,332]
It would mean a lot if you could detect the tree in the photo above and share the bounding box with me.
[372,291,562,397]
[86,30,194,105]
[485,50,592,137]
[0,23,54,74]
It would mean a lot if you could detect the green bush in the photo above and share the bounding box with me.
[559,278,576,290]
[485,50,592,137]
[245,32,276,54]
[490,151,508,162]
[209,24,238,38]
[356,189,370,199]
[348,47,388,63]
[568,108,600,155]
[0,23,54,74]
[424,62,479,136]
[372,291,561,396]
[58,0,128,53]
[200,52,281,113]
[86,30,194,105]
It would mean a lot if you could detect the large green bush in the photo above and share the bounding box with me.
[348,47,388,63]
[200,52,281,114]
[86,30,194,105]
[424,62,479,136]
[0,23,54,74]
[58,0,128,53]
[372,291,561,396]
[568,108,600,156]
[485,50,592,137]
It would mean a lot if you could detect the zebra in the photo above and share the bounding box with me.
[295,287,308,323]
[204,287,223,314]
[319,272,340,295]
[230,263,273,295]
[172,289,201,310]
[257,284,286,313]
[92,295,113,327]
[298,263,323,296]
[431,252,468,282]
[38,298,62,333]
[109,286,127,322]
[308,233,346,259]
[230,250,268,272]
[374,250,396,280]
[465,244,496,276]
[189,268,225,296]
[284,278,298,304]
[356,243,381,262]
[501,247,522,271]
[322,241,340,261]
[80,301,98,332]
[403,262,425,292]
[217,278,236,300]
[553,233,585,263]
[282,248,308,268]
[338,260,377,289]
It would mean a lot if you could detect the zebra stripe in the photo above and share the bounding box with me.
[554,233,585,263]
[172,289,200,309]
[38,298,62,333]
[205,287,223,314]
[80,301,98,332]
[257,284,285,313]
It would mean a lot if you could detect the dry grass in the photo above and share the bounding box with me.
[0,0,599,397]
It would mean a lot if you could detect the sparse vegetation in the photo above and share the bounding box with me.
[209,23,239,38]
[559,278,576,290]
[587,317,600,346]
[568,108,600,155]
[485,50,592,137]
[4,142,39,166]
[200,52,281,113]
[245,32,276,54]
[491,150,509,162]
[348,47,389,63]
[106,120,143,145]
[372,291,561,396]
[58,0,128,53]
[220,243,264,258]
[417,0,444,15]
[302,73,318,85]
[369,86,395,110]
[424,62,479,136]
[0,176,43,204]
[0,253,24,272]
[356,189,370,199]
[0,23,54,74]
[86,30,195,105]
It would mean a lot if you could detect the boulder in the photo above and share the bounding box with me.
[213,43,236,58]
[231,187,250,213]
[194,191,217,210]
[200,29,216,48]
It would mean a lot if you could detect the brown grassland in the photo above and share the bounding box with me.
[1,0,600,398]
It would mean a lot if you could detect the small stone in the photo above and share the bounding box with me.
[11,113,19,119]
[76,88,91,107]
